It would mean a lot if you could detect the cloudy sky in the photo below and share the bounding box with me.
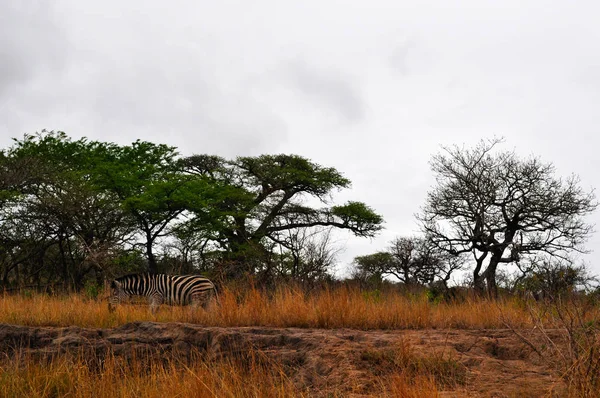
[2,1,600,278]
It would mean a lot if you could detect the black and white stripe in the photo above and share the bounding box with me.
[108,273,217,313]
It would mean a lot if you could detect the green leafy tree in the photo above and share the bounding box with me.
[7,132,224,276]
[183,154,383,277]
[3,132,137,288]
[81,140,226,274]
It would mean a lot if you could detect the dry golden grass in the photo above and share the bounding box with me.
[3,287,598,397]
[0,348,455,398]
[2,286,595,330]
[361,339,466,397]
[0,336,461,398]
[0,349,301,398]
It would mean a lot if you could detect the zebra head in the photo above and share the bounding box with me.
[108,279,127,313]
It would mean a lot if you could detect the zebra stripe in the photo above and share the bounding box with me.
[108,273,217,313]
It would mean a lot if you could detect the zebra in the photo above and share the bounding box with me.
[108,273,218,313]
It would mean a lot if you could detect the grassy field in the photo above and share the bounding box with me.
[2,285,591,329]
[1,286,599,397]
[0,338,454,398]
[1,351,300,398]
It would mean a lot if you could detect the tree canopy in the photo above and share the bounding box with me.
[182,154,383,280]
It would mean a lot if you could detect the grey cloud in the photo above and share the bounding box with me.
[2,0,600,275]
[0,8,287,157]
[284,60,366,123]
[0,2,67,96]
[388,38,416,76]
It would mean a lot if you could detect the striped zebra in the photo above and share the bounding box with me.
[108,273,218,313]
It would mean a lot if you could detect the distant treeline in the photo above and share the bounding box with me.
[1,133,596,298]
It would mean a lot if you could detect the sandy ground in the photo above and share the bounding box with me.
[0,322,569,397]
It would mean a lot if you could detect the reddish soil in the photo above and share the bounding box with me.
[0,322,568,397]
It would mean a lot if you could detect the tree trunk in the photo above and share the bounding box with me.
[481,255,501,299]
[95,266,104,288]
[146,238,157,274]
[472,252,488,296]
[473,272,485,295]
[58,236,69,290]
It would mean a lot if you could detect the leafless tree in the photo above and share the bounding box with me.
[271,226,340,287]
[418,138,597,297]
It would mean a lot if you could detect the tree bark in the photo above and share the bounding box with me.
[146,238,157,274]
[472,252,488,296]
[481,254,501,299]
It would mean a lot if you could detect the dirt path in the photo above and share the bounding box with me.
[0,322,568,397]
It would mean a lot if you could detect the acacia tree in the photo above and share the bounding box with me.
[183,154,383,277]
[418,138,597,297]
[353,236,461,286]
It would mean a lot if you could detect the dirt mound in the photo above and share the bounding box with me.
[0,322,567,396]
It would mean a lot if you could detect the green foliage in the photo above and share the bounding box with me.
[84,280,101,300]
[1,131,383,289]
[355,252,394,270]
[361,289,382,303]
[182,153,384,277]
[236,154,351,196]
[110,250,148,275]
[426,289,443,304]
[330,202,383,237]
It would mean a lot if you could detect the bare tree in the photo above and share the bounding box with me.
[271,227,340,287]
[418,138,597,297]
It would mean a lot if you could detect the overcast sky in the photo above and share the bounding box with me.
[2,1,600,278]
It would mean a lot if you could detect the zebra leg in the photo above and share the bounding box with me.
[190,290,215,311]
[190,292,203,311]
[149,294,163,314]
[204,288,218,311]
[108,291,123,313]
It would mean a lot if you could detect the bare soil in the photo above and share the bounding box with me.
[0,322,569,397]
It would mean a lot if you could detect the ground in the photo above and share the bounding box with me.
[0,322,568,397]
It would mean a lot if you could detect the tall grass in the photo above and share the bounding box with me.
[0,336,458,397]
[3,287,597,396]
[1,285,598,329]
[0,346,457,398]
[506,296,600,397]
[0,349,300,398]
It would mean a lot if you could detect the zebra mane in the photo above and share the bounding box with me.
[112,273,148,287]
[114,273,154,281]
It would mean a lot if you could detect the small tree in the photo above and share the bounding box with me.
[353,236,462,286]
[514,257,597,299]
[274,227,340,286]
[418,138,597,297]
